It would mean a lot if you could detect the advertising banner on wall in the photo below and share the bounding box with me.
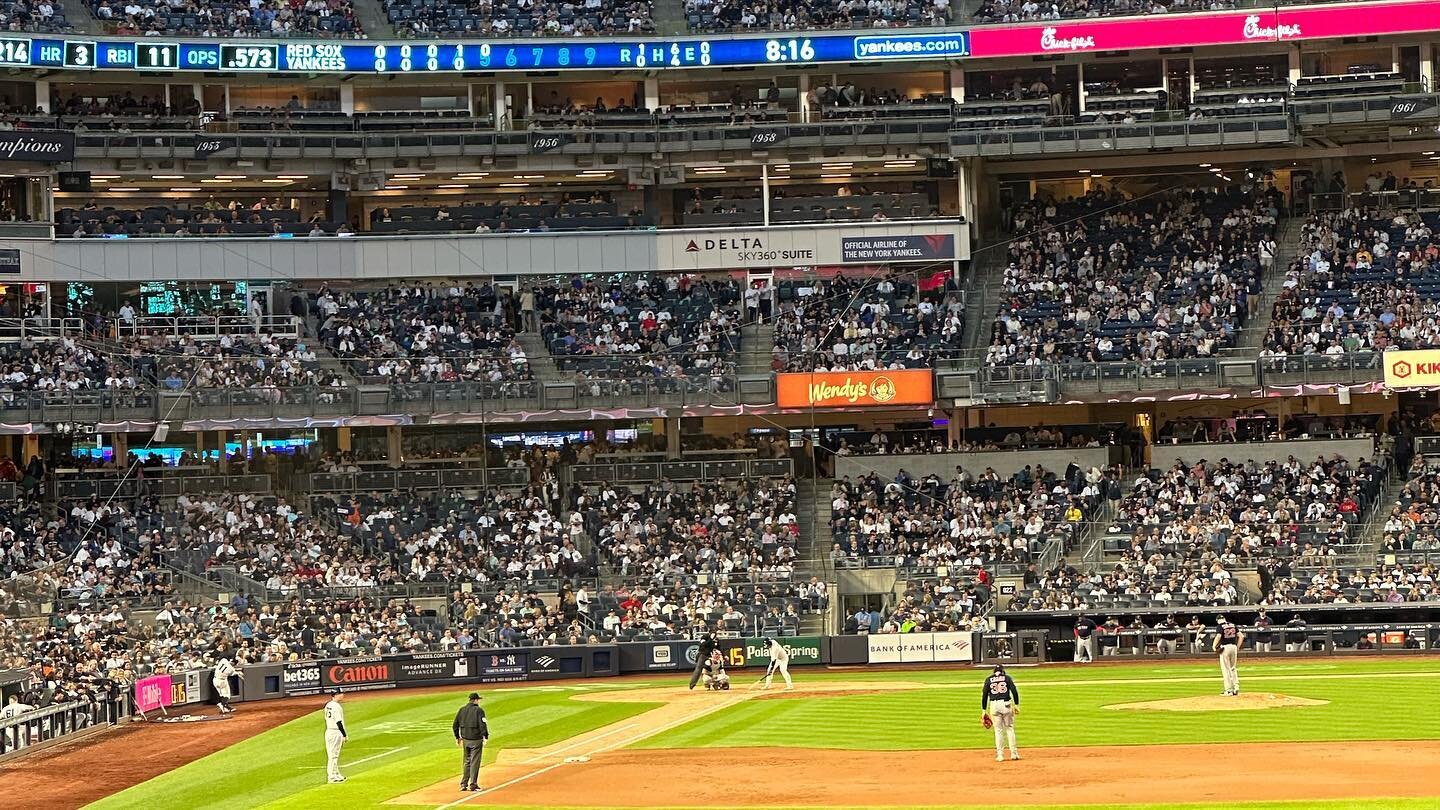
[866,632,976,664]
[776,369,934,409]
[736,636,824,667]
[397,652,474,684]
[283,661,324,695]
[1382,350,1440,389]
[321,657,397,693]
[134,674,174,713]
[478,651,528,683]
[840,234,956,263]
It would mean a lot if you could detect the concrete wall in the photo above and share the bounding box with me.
[1149,437,1377,470]
[2,219,968,281]
[835,447,1112,481]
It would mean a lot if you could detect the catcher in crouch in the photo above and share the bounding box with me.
[701,651,731,690]
[981,664,1020,762]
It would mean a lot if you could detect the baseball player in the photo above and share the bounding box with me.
[1155,614,1181,656]
[981,664,1020,762]
[324,691,348,784]
[1073,614,1097,662]
[688,632,717,690]
[702,652,731,691]
[1253,609,1274,653]
[763,637,792,690]
[212,654,242,714]
[1212,614,1245,696]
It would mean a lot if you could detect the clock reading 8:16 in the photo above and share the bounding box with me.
[765,39,814,62]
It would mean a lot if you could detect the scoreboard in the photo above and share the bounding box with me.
[4,0,1440,74]
[17,33,969,73]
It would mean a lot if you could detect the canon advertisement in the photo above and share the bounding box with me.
[320,657,398,694]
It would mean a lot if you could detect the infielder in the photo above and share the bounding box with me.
[1213,615,1244,696]
[981,664,1020,761]
[212,654,242,714]
[763,637,792,689]
[324,691,348,783]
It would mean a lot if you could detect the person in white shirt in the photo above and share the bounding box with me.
[324,692,348,783]
[212,655,241,714]
[763,637,793,690]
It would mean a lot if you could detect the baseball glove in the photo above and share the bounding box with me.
[982,713,993,729]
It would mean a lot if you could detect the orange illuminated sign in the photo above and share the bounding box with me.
[776,370,934,409]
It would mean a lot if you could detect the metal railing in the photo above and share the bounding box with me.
[0,695,132,758]
[950,116,1292,157]
[570,457,793,484]
[305,466,530,491]
[0,318,86,339]
[53,474,272,500]
[116,315,303,340]
[1307,188,1440,212]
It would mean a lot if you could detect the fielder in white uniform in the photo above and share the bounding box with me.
[324,692,348,784]
[763,637,792,689]
[212,656,242,714]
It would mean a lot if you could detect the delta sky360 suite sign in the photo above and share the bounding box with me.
[776,370,934,409]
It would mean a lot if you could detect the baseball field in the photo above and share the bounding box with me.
[8,656,1440,810]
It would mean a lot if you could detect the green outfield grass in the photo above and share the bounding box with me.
[84,658,1440,810]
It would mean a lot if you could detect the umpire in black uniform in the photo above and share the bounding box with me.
[452,692,490,792]
[688,632,717,690]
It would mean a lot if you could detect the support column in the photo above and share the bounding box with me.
[1288,49,1302,87]
[665,414,681,458]
[386,425,403,467]
[195,431,205,460]
[1076,62,1087,113]
[1420,43,1435,90]
[956,160,972,225]
[339,83,355,115]
[215,430,228,472]
[495,81,508,130]
[22,435,38,466]
[35,80,50,113]
[798,74,810,123]
[337,427,352,453]
[643,77,660,111]
[762,164,771,226]
[113,432,129,467]
[948,67,964,104]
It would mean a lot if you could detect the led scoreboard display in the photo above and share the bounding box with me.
[8,1,1440,73]
[12,31,971,73]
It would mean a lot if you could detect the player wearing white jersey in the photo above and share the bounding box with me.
[324,692,348,784]
[763,637,793,690]
[212,656,242,714]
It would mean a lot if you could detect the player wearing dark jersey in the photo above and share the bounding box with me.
[1212,615,1245,696]
[981,665,1020,761]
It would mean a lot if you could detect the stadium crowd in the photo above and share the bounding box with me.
[87,0,364,37]
[316,284,535,389]
[533,274,743,386]
[771,273,964,372]
[1263,203,1440,358]
[686,0,949,31]
[385,0,653,37]
[987,187,1276,367]
[826,463,1117,569]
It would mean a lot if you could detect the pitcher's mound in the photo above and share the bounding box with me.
[1106,692,1328,712]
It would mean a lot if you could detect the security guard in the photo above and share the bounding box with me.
[452,692,490,792]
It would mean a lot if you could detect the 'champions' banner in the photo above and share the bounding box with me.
[776,369,934,409]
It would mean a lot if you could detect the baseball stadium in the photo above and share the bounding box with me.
[4,0,1440,808]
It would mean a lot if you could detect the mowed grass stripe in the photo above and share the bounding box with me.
[87,689,657,810]
[635,669,1440,751]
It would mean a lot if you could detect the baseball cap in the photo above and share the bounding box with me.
[468,692,482,701]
